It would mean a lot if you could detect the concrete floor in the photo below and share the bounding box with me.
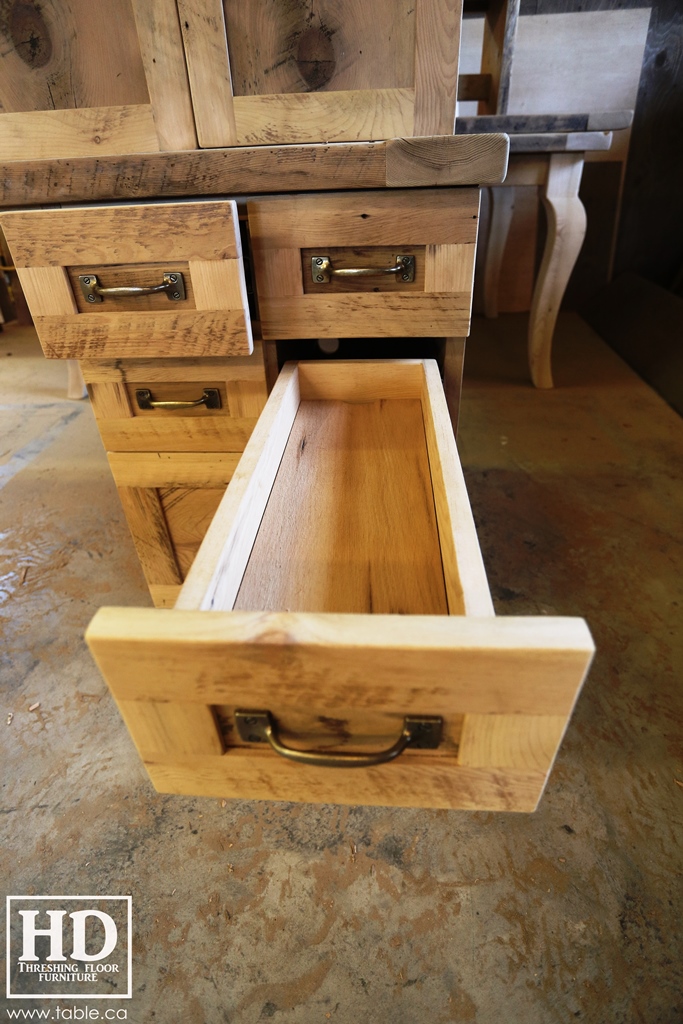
[1,314,681,1023]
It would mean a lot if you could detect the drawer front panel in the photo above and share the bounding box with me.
[84,353,268,452]
[0,202,253,358]
[248,190,479,339]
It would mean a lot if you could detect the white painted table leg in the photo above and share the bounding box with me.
[528,153,586,388]
[483,186,516,319]
[66,359,87,400]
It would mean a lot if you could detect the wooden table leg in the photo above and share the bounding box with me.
[66,359,87,400]
[443,337,466,437]
[483,186,516,319]
[528,153,586,388]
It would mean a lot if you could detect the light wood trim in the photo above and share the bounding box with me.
[117,700,224,757]
[424,244,477,294]
[189,259,246,310]
[90,382,134,420]
[80,349,266,384]
[175,365,301,611]
[414,0,461,136]
[421,361,494,617]
[87,610,595,718]
[34,310,252,360]
[248,189,480,250]
[177,0,237,147]
[117,487,182,586]
[131,0,198,150]
[251,249,303,299]
[0,201,240,268]
[0,105,160,161]
[15,267,78,317]
[143,755,546,812]
[258,294,473,341]
[0,136,510,207]
[108,452,241,488]
[98,417,258,454]
[232,90,414,146]
[458,714,567,770]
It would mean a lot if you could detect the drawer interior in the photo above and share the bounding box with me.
[87,361,594,812]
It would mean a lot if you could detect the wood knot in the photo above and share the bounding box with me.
[296,26,335,90]
[10,2,52,69]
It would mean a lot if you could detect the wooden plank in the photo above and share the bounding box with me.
[413,0,461,135]
[116,700,224,756]
[0,201,240,268]
[424,244,477,295]
[232,89,414,146]
[0,106,160,161]
[188,259,246,310]
[457,74,492,103]
[108,452,241,488]
[0,136,511,206]
[234,399,449,616]
[80,348,266,384]
[86,609,595,718]
[33,310,252,360]
[296,360,424,402]
[509,132,613,154]
[130,0,198,151]
[457,111,633,134]
[458,714,567,771]
[258,294,473,340]
[149,585,182,608]
[442,337,465,436]
[116,487,182,586]
[176,364,302,611]
[90,382,133,420]
[15,267,77,317]
[0,0,150,112]
[143,755,546,812]
[385,134,508,187]
[479,0,520,115]
[248,189,481,249]
[420,360,494,617]
[98,416,258,454]
[176,0,237,147]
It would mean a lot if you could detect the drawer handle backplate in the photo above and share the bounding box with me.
[234,710,442,768]
[78,272,186,303]
[311,255,415,284]
[135,388,221,411]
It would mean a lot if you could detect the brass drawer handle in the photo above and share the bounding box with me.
[311,255,415,284]
[235,710,442,768]
[78,272,186,303]
[135,388,221,411]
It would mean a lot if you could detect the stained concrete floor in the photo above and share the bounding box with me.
[1,314,681,1023]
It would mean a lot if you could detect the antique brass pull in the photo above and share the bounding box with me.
[135,388,221,411]
[234,710,442,768]
[78,272,186,303]
[311,255,415,284]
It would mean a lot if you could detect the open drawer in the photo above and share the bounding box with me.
[86,360,594,812]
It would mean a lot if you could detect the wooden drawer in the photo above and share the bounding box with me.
[86,360,594,812]
[82,353,268,453]
[0,201,252,359]
[248,189,479,339]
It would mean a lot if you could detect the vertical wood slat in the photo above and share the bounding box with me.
[479,0,520,116]
[90,382,134,419]
[177,0,237,147]
[117,486,183,586]
[15,267,78,316]
[116,699,225,756]
[189,259,246,310]
[414,0,462,136]
[424,244,477,294]
[131,0,199,150]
